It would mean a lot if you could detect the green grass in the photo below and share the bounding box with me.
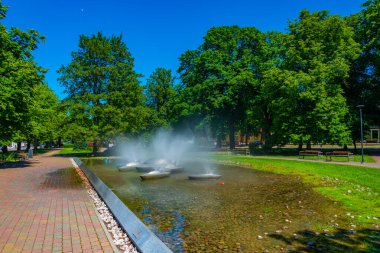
[229,150,376,163]
[0,149,47,164]
[1,152,17,162]
[62,143,74,148]
[213,154,380,226]
[33,148,50,155]
[58,147,92,156]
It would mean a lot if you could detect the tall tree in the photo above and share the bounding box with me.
[346,0,380,146]
[27,83,60,150]
[144,68,177,127]
[0,2,45,147]
[257,10,360,148]
[178,26,268,149]
[58,32,146,152]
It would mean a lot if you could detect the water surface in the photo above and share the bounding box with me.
[84,159,350,252]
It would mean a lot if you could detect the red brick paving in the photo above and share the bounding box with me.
[0,150,115,253]
[372,155,380,164]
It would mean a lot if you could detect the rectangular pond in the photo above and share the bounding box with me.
[84,158,349,252]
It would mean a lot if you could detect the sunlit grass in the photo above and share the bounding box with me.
[225,151,376,163]
[58,147,92,156]
[213,155,380,226]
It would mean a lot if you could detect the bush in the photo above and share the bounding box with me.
[249,142,263,154]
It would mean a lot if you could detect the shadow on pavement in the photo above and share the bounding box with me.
[0,160,40,170]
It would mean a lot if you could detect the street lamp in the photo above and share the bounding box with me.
[357,105,365,163]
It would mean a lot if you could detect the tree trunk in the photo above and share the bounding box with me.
[245,127,249,146]
[298,142,303,151]
[34,138,38,151]
[58,137,63,147]
[27,140,31,151]
[353,141,357,152]
[216,136,222,148]
[343,144,348,151]
[1,145,8,153]
[92,140,98,154]
[306,142,311,149]
[17,142,21,152]
[229,122,235,150]
[262,128,272,151]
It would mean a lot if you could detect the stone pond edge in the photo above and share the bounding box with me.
[72,157,173,253]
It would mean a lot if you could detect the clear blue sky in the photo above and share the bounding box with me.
[3,0,365,99]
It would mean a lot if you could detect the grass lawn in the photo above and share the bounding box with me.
[255,153,376,163]
[58,146,93,156]
[225,149,376,163]
[213,154,380,226]
[1,149,49,162]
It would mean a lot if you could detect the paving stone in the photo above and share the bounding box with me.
[0,150,116,252]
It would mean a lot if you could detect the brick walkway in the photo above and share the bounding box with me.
[0,150,115,253]
[373,156,380,163]
[370,152,380,164]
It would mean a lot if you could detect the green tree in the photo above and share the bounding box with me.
[346,0,380,147]
[27,83,60,150]
[144,68,177,127]
[178,26,268,149]
[58,32,146,152]
[257,10,360,149]
[0,2,45,148]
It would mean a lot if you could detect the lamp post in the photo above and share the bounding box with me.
[357,105,364,163]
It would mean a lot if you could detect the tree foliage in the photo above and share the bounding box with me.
[178,26,269,149]
[28,83,60,145]
[144,68,177,127]
[58,32,147,151]
[0,2,46,146]
[252,11,361,148]
[2,1,379,150]
[346,0,380,144]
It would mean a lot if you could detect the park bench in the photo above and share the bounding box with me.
[299,150,323,160]
[325,151,354,161]
[0,154,5,166]
[232,149,250,156]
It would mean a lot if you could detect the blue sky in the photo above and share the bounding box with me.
[3,0,364,99]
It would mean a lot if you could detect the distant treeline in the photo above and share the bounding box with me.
[0,1,379,152]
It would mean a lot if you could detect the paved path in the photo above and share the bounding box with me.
[369,149,380,164]
[0,150,115,253]
[373,155,380,164]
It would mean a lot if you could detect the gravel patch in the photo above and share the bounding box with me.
[71,158,139,253]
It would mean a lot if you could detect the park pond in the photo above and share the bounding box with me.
[84,158,374,252]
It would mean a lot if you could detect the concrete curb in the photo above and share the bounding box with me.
[73,158,172,253]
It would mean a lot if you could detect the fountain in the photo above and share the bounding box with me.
[135,158,169,172]
[118,140,149,170]
[188,173,221,180]
[118,161,142,171]
[189,162,221,180]
[118,130,220,180]
[140,170,171,180]
[163,163,184,174]
[118,131,189,175]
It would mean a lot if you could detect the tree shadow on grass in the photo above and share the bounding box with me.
[54,152,93,157]
[269,228,380,252]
